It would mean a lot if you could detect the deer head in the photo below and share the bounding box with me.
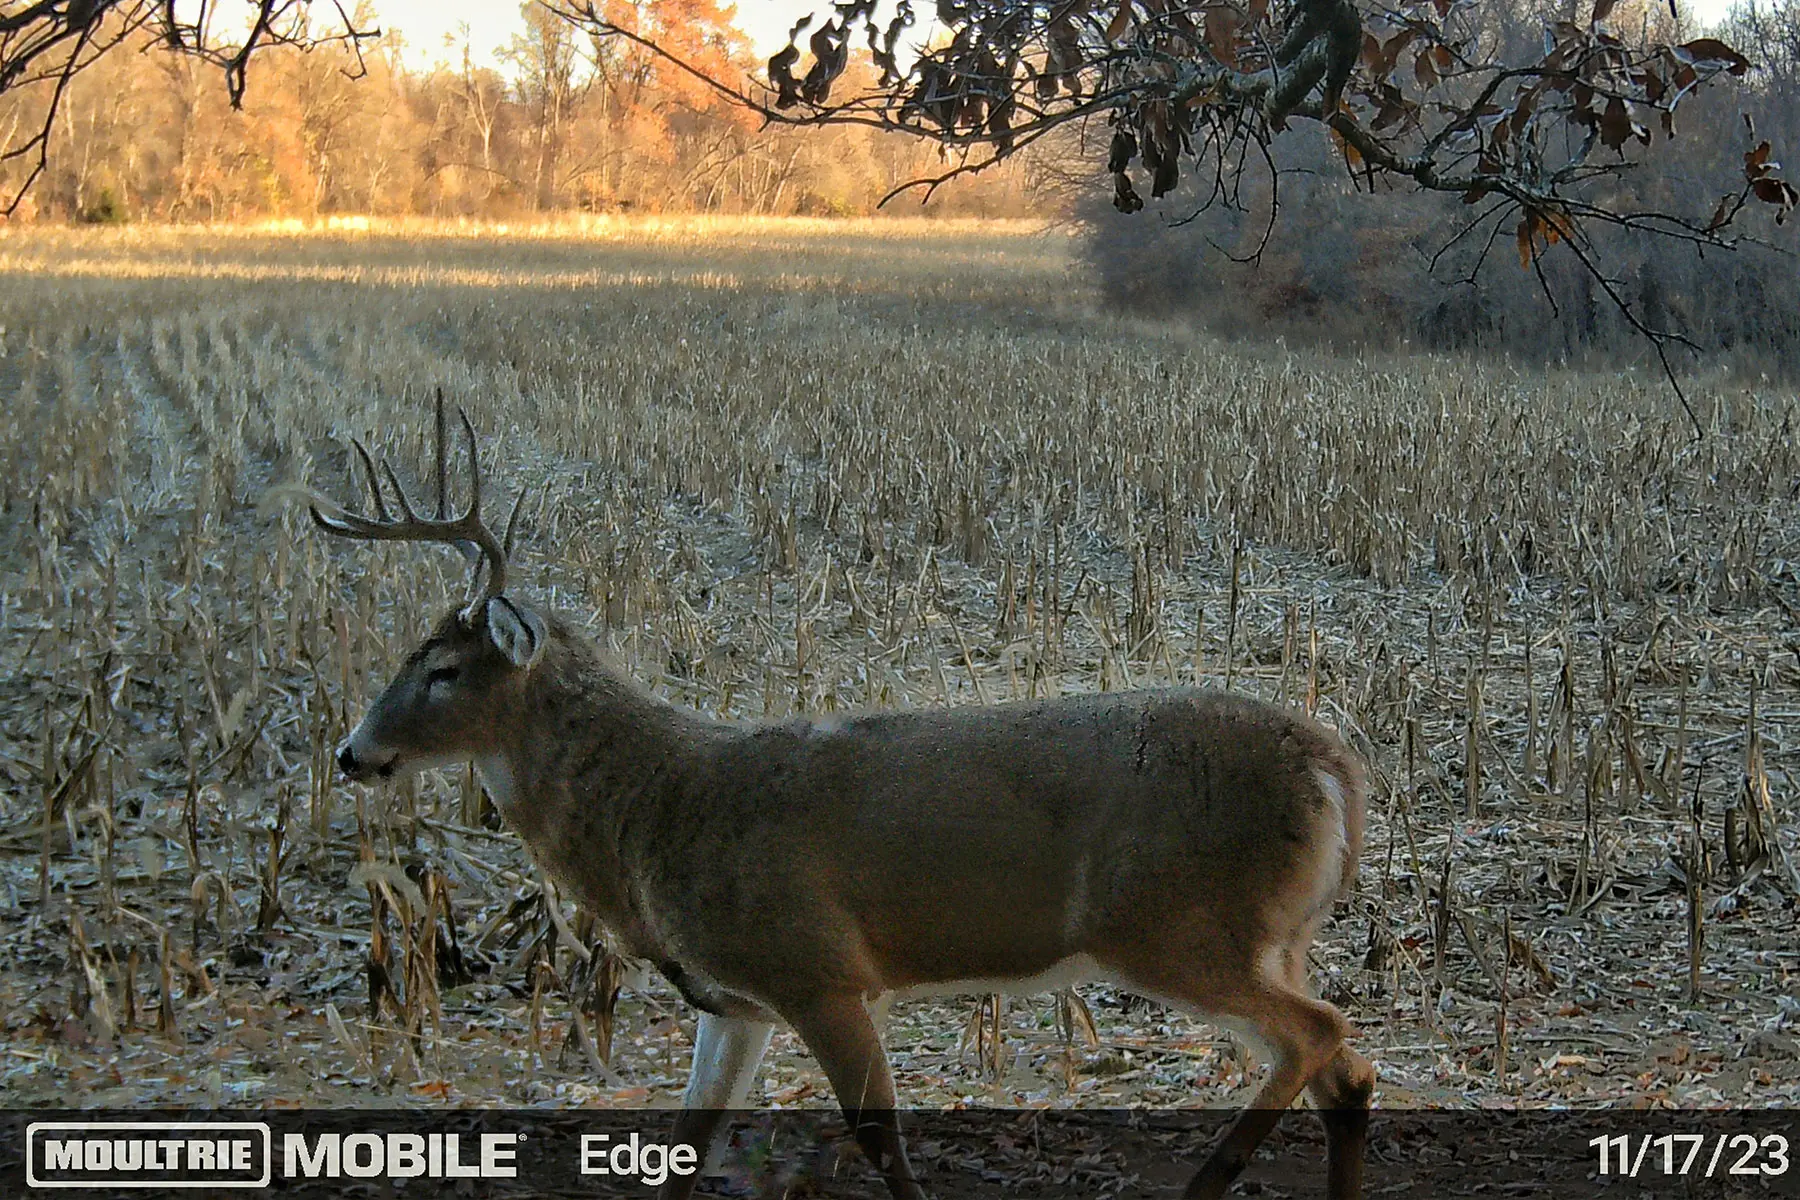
[310,390,544,782]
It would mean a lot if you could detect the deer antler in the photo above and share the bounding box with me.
[310,388,525,624]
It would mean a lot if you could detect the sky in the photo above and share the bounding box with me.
[373,1,807,68]
[370,0,1739,72]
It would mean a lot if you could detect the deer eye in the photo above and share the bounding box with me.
[426,666,460,692]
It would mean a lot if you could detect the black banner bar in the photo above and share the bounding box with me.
[1,1109,1794,1197]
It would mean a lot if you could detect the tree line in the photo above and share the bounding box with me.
[3,0,1793,376]
[1076,0,1800,374]
[0,3,1042,222]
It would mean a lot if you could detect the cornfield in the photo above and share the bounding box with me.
[2,218,1796,1129]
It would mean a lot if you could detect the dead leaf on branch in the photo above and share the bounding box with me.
[1600,96,1632,151]
[1674,38,1750,76]
[1743,140,1798,222]
[1106,0,1133,44]
[1414,48,1439,89]
[1203,6,1241,69]
[1515,208,1569,268]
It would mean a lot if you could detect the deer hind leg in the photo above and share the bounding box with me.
[1278,943,1375,1200]
[661,1014,774,1200]
[1181,987,1350,1199]
[784,993,926,1200]
[1305,1043,1375,1200]
[1133,954,1351,1200]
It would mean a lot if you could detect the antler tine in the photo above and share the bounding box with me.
[308,439,397,538]
[351,438,391,523]
[434,387,449,521]
[457,406,510,614]
[501,487,529,558]
[310,397,514,623]
[457,406,482,524]
[381,460,423,524]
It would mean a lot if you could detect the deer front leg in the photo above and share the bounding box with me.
[659,1013,774,1200]
[787,993,927,1200]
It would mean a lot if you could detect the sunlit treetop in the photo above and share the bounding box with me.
[0,0,377,208]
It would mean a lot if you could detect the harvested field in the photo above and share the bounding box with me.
[1,217,1796,1144]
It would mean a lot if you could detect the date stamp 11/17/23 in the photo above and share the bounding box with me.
[1591,1132,1791,1180]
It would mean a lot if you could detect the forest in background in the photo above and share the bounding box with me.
[1082,0,1800,372]
[2,0,1796,372]
[0,2,1047,222]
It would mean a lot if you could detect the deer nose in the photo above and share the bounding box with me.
[336,742,360,776]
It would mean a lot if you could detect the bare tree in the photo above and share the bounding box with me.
[502,1,596,211]
[453,30,508,201]
[0,0,377,212]
[551,0,1797,419]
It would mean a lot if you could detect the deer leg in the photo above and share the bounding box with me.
[1281,945,1374,1200]
[1180,986,1352,1200]
[1305,1044,1375,1200]
[660,1013,774,1200]
[786,993,926,1200]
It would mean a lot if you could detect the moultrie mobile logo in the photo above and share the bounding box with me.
[281,1132,519,1179]
[26,1121,272,1189]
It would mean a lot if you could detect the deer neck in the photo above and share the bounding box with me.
[475,631,718,945]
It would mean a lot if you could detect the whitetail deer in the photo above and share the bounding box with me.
[310,394,1374,1200]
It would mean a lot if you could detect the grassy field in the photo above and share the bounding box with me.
[1,217,1797,1144]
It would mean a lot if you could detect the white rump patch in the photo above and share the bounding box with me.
[1314,765,1346,821]
[1308,765,1351,913]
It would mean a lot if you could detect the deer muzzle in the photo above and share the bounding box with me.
[335,736,396,782]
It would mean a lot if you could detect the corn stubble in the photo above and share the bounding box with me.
[0,217,1796,1114]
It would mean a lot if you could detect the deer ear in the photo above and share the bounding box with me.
[486,596,547,670]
